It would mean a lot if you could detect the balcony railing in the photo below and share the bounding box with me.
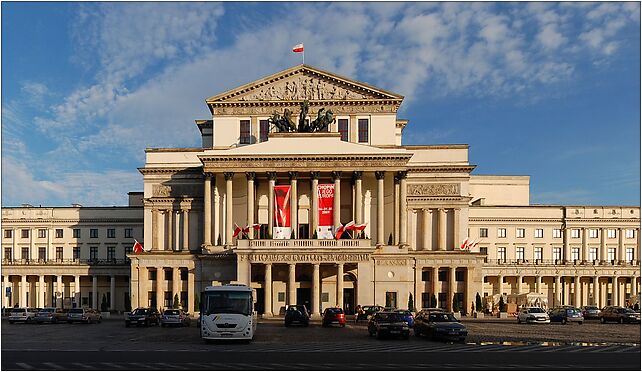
[492,259,640,266]
[236,239,372,249]
[2,258,130,266]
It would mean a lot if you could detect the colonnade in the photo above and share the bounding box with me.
[136,266,195,313]
[564,227,640,263]
[417,208,461,250]
[151,208,191,251]
[416,266,470,312]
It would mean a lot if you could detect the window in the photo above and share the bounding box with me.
[607,229,616,239]
[516,228,525,238]
[553,229,562,238]
[4,230,12,239]
[259,119,269,142]
[90,229,98,238]
[534,247,543,261]
[38,229,47,238]
[56,247,63,261]
[479,228,488,238]
[589,248,597,261]
[553,247,562,261]
[455,270,464,282]
[107,229,116,238]
[516,247,524,261]
[497,247,506,262]
[385,291,397,308]
[571,247,580,261]
[438,270,447,282]
[149,270,157,281]
[338,119,349,141]
[181,269,188,281]
[38,247,46,261]
[164,269,172,281]
[90,247,98,260]
[421,270,431,281]
[239,120,251,144]
[607,248,616,262]
[589,229,599,238]
[571,229,580,238]
[107,247,115,261]
[164,292,172,308]
[21,229,29,238]
[4,247,12,261]
[21,247,29,260]
[534,229,544,238]
[358,119,369,143]
[55,229,63,238]
[73,229,81,238]
[625,229,635,239]
[497,228,507,238]
[124,228,133,239]
[125,245,132,257]
[298,224,309,239]
[73,247,80,260]
[626,248,634,262]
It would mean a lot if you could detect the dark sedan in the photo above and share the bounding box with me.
[548,306,584,324]
[413,311,467,342]
[391,309,414,327]
[367,311,410,339]
[284,305,309,327]
[580,306,600,320]
[357,305,384,321]
[126,307,160,327]
[599,306,641,324]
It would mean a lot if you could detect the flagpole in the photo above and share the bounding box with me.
[302,50,305,65]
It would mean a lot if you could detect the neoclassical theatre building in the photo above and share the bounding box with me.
[2,64,640,316]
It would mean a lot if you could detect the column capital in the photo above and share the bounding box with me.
[224,172,235,180]
[396,170,408,179]
[288,171,298,181]
[352,171,363,180]
[245,172,256,181]
[267,171,278,181]
[331,171,342,181]
[375,171,386,180]
[203,172,214,179]
[310,171,320,180]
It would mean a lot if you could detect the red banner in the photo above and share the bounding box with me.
[273,185,291,239]
[317,184,334,239]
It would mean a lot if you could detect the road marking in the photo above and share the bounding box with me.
[42,362,65,370]
[71,362,96,369]
[15,363,34,370]
[100,362,123,369]
[154,362,188,370]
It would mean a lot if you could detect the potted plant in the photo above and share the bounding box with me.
[498,296,508,318]
[474,293,484,318]
[173,294,180,309]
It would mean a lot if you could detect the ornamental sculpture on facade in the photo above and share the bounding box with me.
[407,183,460,196]
[269,100,335,133]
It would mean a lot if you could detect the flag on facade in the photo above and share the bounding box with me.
[334,224,345,240]
[132,240,143,253]
[233,223,243,238]
[252,223,261,230]
[292,43,304,53]
[460,238,470,250]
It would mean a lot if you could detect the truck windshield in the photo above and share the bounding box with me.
[203,291,252,316]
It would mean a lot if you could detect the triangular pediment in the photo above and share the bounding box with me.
[206,64,403,104]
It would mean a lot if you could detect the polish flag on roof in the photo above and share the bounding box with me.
[132,240,144,254]
[233,223,243,238]
[334,224,345,240]
[292,43,304,53]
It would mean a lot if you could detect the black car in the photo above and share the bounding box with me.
[548,306,584,324]
[284,305,309,327]
[599,306,641,324]
[357,305,384,321]
[126,307,161,327]
[413,310,467,342]
[367,311,410,339]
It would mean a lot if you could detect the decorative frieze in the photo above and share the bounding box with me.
[241,253,370,263]
[376,259,408,266]
[407,183,459,197]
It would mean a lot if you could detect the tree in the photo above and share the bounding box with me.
[408,293,414,312]
[498,295,507,312]
[290,230,295,239]
[217,235,222,245]
[452,294,460,313]
[173,294,180,309]
[475,293,482,312]
[430,294,437,308]
[387,234,393,245]
[124,295,132,312]
[100,294,108,312]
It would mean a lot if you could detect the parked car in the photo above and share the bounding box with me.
[413,310,467,342]
[357,305,384,321]
[548,306,583,324]
[161,309,191,327]
[35,308,68,324]
[67,308,102,324]
[391,309,415,327]
[126,307,160,327]
[580,306,600,320]
[599,306,641,324]
[517,307,550,324]
[284,305,309,327]
[367,311,410,339]
[322,307,346,327]
[8,308,38,324]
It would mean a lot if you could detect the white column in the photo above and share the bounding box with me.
[75,275,81,307]
[517,275,523,294]
[618,228,624,263]
[399,172,408,246]
[448,267,456,311]
[312,264,320,317]
[264,264,273,317]
[268,173,276,236]
[614,276,621,306]
[354,171,363,226]
[3,275,9,309]
[39,276,45,308]
[92,276,98,309]
[225,172,234,245]
[498,275,504,296]
[336,263,344,308]
[432,267,439,302]
[172,267,180,307]
[536,275,542,294]
[288,264,296,305]
[311,172,319,236]
[422,209,430,251]
[20,276,27,307]
[393,175,400,245]
[156,268,163,310]
[375,171,385,246]
[167,208,173,251]
[152,209,160,250]
[182,209,189,251]
[574,277,581,307]
[594,276,600,307]
[438,208,447,251]
[600,228,607,263]
[289,172,298,239]
[110,275,116,310]
[204,174,212,246]
[246,172,256,239]
[187,269,195,314]
[632,276,638,300]
[453,208,461,251]
[555,276,561,306]
[57,275,63,308]
[582,228,588,263]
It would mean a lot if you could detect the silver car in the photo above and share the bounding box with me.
[35,308,68,324]
[517,307,550,324]
[161,309,191,327]
[8,308,38,324]
[67,308,102,324]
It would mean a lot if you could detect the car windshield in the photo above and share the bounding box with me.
[68,309,83,314]
[203,290,252,316]
[623,308,636,314]
[566,309,580,314]
[428,313,458,322]
[585,307,598,310]
[376,313,404,322]
[326,308,343,314]
[164,310,180,315]
[11,308,26,313]
[39,308,55,313]
[528,308,545,313]
[134,309,149,315]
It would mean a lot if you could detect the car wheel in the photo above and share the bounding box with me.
[26,317,31,324]
[561,318,567,325]
[578,321,583,325]
[600,317,606,324]
[517,318,521,324]
[619,317,624,324]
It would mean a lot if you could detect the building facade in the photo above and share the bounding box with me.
[2,64,639,315]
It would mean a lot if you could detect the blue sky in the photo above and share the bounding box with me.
[2,2,640,207]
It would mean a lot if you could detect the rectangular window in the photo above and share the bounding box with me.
[107,228,116,238]
[107,247,115,260]
[516,228,525,238]
[589,248,597,261]
[4,230,12,239]
[438,270,447,282]
[164,269,172,281]
[385,292,397,309]
[553,229,562,238]
[259,119,269,142]
[626,248,634,262]
[298,224,309,239]
[73,247,80,260]
[21,229,29,238]
[589,229,599,238]
[571,229,580,238]
[421,270,430,282]
[73,229,81,238]
[516,247,524,261]
[38,229,47,238]
[239,120,251,144]
[38,247,46,261]
[479,228,488,238]
[4,247,12,261]
[21,247,29,260]
[455,270,464,282]
[497,247,506,262]
[338,119,349,141]
[607,248,616,262]
[125,245,132,257]
[358,119,369,143]
[149,270,157,281]
[626,229,635,239]
[123,228,132,238]
[571,247,580,261]
[534,247,543,261]
[90,229,98,238]
[55,229,63,238]
[607,229,616,239]
[497,228,507,238]
[180,269,188,281]
[90,247,98,260]
[534,229,544,238]
[553,247,562,261]
[480,247,488,263]
[56,247,63,261]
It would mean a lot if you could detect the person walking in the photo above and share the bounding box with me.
[355,304,362,323]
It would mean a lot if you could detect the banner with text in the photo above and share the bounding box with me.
[317,184,335,239]
[273,185,292,239]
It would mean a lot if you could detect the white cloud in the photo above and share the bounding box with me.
[537,24,566,49]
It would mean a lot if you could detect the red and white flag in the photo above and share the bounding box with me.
[233,223,243,238]
[460,237,470,250]
[132,240,144,254]
[344,221,356,231]
[252,223,262,230]
[292,43,304,53]
[352,223,367,232]
[334,224,345,240]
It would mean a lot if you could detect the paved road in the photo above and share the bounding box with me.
[2,319,640,370]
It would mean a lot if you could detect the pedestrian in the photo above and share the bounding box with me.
[471,301,475,315]
[355,304,362,323]
[634,303,640,311]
